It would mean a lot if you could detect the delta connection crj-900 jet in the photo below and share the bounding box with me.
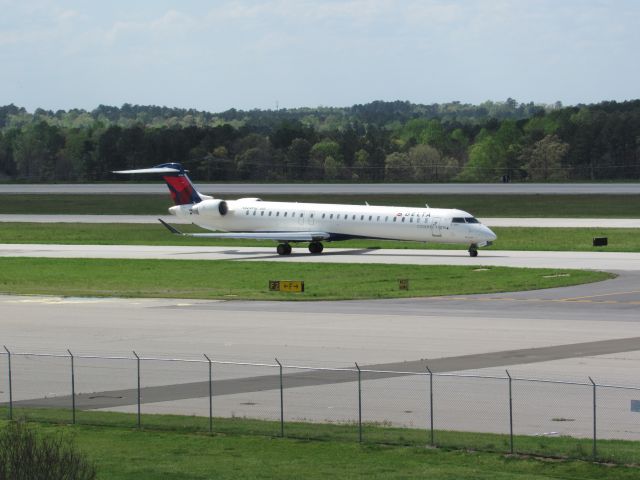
[115,163,497,257]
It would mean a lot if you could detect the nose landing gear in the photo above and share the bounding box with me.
[308,242,324,254]
[468,244,478,257]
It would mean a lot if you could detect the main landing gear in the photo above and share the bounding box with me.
[276,243,292,255]
[468,244,478,257]
[275,242,324,255]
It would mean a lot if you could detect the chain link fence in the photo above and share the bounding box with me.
[1,347,640,463]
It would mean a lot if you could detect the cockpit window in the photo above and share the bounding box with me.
[465,217,479,224]
[451,217,465,223]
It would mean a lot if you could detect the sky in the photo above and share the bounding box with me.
[1,0,639,112]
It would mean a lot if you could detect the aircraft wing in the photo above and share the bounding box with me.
[159,219,330,242]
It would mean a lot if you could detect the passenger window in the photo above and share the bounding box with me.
[330,214,334,219]
[300,213,303,217]
[276,212,280,216]
[360,215,364,220]
[253,211,256,216]
[369,215,372,221]
[410,217,413,223]
[261,211,264,216]
[344,214,348,219]
[352,215,356,220]
[402,217,405,223]
[245,211,249,215]
[310,214,314,218]
[393,217,397,222]
[322,213,325,219]
[268,211,272,216]
[284,212,287,217]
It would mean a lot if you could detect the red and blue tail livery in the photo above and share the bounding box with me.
[113,163,203,205]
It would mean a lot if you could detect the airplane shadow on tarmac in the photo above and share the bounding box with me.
[166,247,502,261]
[217,248,502,260]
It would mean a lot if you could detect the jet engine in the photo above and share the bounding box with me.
[192,199,228,216]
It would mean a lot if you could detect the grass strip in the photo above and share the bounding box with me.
[0,258,611,300]
[2,193,640,217]
[1,409,639,479]
[0,222,638,252]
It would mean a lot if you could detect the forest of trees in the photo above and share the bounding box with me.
[0,99,639,183]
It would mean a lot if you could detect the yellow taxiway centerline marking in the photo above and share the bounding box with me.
[430,295,640,305]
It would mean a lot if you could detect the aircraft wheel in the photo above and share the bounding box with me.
[309,242,324,254]
[277,243,291,255]
[468,247,478,257]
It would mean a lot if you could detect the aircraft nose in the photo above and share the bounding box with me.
[484,226,497,242]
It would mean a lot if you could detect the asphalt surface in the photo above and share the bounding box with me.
[1,243,639,437]
[2,183,640,195]
[1,244,639,271]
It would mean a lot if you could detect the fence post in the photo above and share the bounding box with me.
[204,354,213,434]
[133,351,141,429]
[275,358,284,437]
[355,362,362,443]
[589,376,597,461]
[3,346,12,420]
[506,370,514,454]
[68,349,76,424]
[426,365,434,446]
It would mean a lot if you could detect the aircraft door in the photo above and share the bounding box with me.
[429,216,443,237]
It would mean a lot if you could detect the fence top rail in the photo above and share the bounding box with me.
[594,382,640,392]
[2,351,136,361]
[435,372,509,381]
[512,376,603,387]
[1,349,639,390]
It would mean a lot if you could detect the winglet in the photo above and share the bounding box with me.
[158,218,183,235]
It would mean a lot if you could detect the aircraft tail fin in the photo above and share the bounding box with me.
[114,163,207,205]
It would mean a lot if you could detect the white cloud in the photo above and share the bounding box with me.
[104,9,197,45]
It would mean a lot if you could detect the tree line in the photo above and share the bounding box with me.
[0,99,639,182]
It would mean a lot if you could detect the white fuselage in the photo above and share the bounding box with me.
[169,198,497,246]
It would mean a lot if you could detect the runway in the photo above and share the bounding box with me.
[1,243,640,438]
[1,243,639,271]
[2,183,640,195]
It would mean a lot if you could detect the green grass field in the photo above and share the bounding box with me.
[1,222,638,252]
[2,193,640,217]
[0,258,610,300]
[2,411,639,479]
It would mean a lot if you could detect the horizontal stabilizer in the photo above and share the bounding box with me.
[113,167,181,174]
[158,220,329,242]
